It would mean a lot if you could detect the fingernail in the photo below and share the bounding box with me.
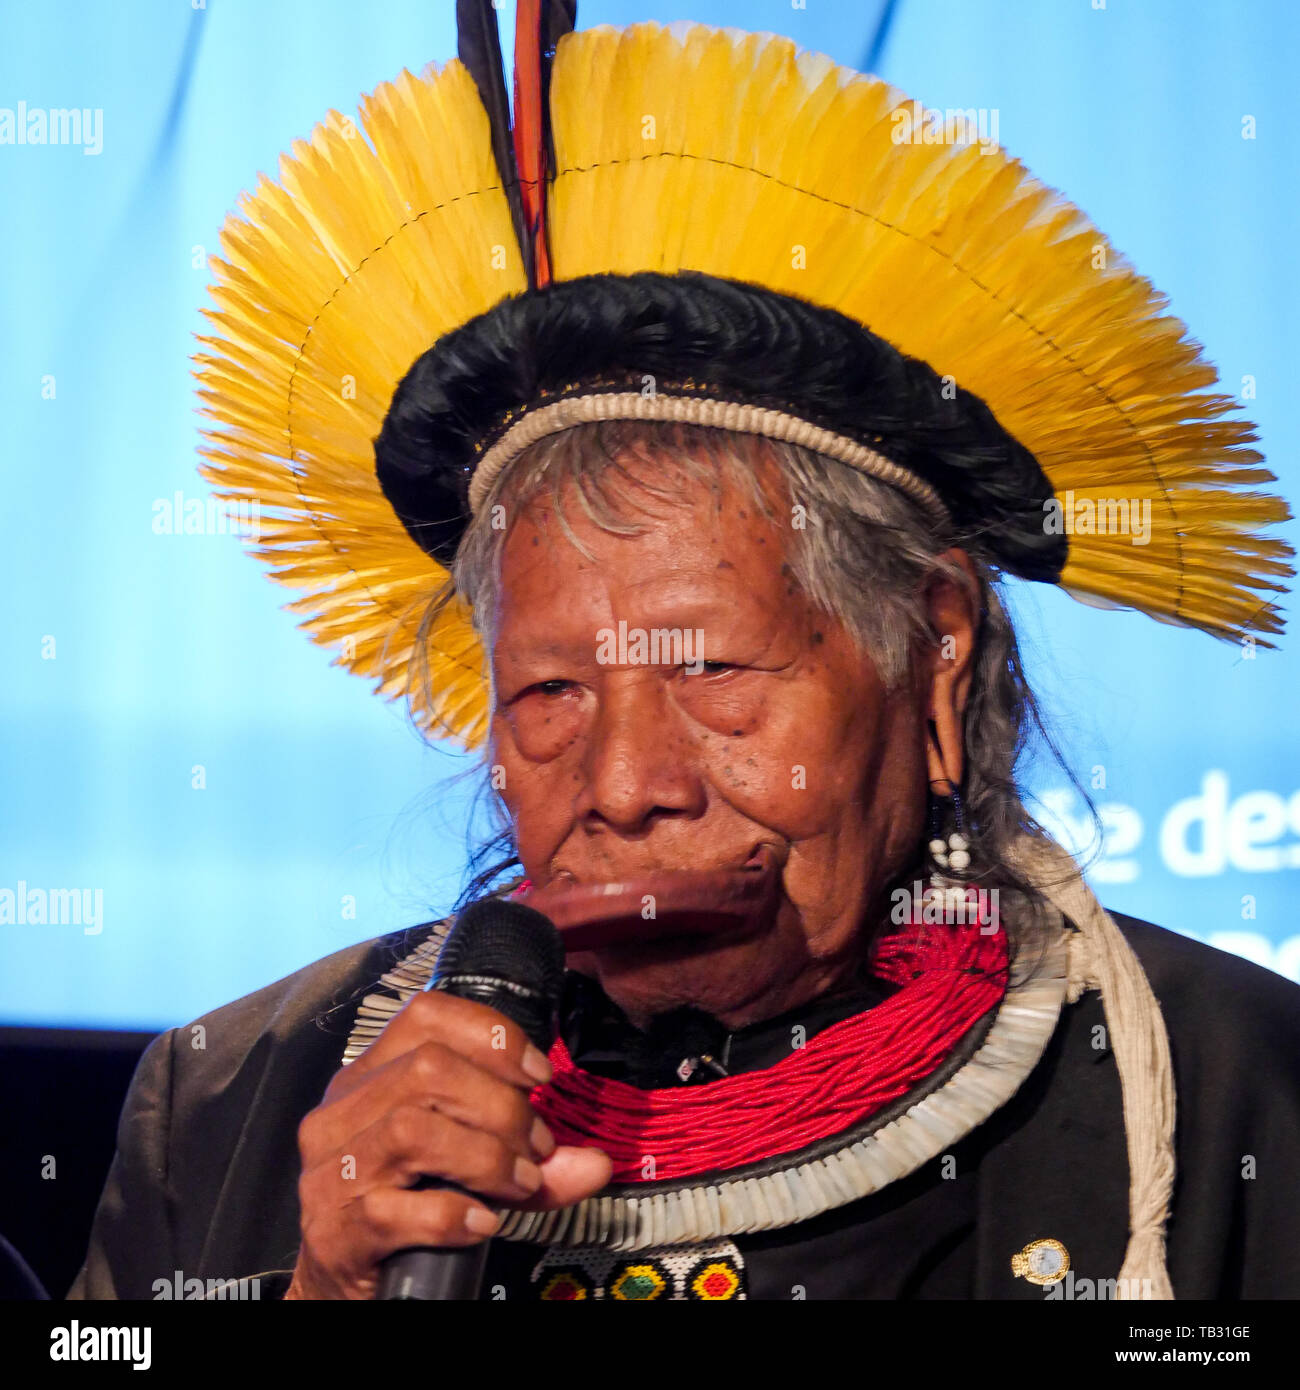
[530,1116,556,1159]
[513,1156,542,1194]
[522,1045,553,1085]
[465,1206,502,1236]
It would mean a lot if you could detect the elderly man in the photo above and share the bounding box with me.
[72,9,1299,1301]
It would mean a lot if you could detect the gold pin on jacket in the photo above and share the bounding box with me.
[1012,1238,1070,1286]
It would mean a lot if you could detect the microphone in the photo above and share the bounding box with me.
[376,896,565,1301]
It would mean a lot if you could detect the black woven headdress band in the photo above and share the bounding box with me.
[374,269,1067,580]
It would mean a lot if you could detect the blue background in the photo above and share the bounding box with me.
[2,0,1296,1030]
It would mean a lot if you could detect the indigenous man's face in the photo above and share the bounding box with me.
[488,453,931,1029]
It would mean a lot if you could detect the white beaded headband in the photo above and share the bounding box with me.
[465,391,954,529]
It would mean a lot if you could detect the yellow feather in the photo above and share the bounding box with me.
[195,22,1292,750]
[549,23,1290,647]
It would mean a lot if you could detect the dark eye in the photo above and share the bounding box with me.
[699,661,737,675]
[531,679,575,695]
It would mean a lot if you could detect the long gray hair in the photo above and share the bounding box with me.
[411,419,1094,964]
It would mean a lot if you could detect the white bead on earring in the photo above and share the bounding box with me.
[929,830,969,873]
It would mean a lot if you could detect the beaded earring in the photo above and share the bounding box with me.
[925,786,973,919]
[927,785,971,875]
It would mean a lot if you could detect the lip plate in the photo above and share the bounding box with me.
[517,855,780,953]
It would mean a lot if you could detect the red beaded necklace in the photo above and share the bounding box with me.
[530,910,1009,1183]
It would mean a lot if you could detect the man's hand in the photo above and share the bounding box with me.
[285,989,611,1300]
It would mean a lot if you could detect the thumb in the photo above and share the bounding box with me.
[516,1144,612,1211]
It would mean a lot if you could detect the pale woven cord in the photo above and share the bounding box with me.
[1011,832,1177,1299]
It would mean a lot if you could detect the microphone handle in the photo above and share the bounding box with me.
[374,902,564,1301]
[376,1178,491,1301]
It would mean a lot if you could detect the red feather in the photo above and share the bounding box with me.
[513,0,551,287]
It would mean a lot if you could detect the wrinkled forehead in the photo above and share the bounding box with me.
[498,452,794,602]
[481,442,821,670]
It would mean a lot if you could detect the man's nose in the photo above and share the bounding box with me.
[576,672,707,832]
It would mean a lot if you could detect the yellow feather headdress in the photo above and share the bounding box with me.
[194,16,1292,749]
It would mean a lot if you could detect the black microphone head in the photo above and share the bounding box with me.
[431,897,565,1052]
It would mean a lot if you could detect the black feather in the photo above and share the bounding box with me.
[540,1,578,178]
[456,0,532,283]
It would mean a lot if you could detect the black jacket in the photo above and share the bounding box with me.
[67,915,1300,1300]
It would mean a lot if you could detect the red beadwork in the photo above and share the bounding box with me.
[530,911,1008,1182]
